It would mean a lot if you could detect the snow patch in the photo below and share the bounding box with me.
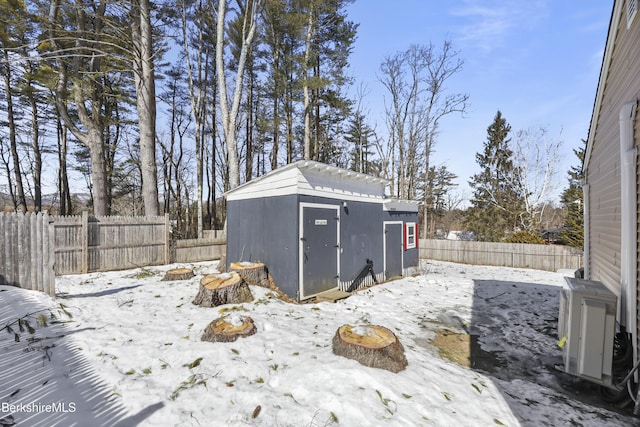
[351,325,374,337]
[224,313,245,327]
[10,259,632,426]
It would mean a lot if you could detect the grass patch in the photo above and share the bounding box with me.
[431,330,471,367]
[129,268,155,279]
[170,374,207,400]
[183,357,203,369]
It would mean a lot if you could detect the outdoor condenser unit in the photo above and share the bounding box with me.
[558,277,617,386]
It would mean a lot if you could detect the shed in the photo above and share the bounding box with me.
[224,160,419,301]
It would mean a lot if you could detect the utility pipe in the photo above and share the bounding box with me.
[619,100,637,368]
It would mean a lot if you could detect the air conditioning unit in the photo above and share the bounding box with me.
[558,277,617,386]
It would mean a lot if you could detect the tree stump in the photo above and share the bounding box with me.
[217,254,227,273]
[332,324,407,373]
[162,268,195,281]
[192,272,253,307]
[201,314,256,343]
[229,262,271,288]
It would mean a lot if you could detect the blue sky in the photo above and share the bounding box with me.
[345,0,613,202]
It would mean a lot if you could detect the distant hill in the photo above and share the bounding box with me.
[0,191,92,214]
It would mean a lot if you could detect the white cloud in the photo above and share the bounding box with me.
[451,0,549,52]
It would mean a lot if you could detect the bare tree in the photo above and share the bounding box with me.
[217,0,261,190]
[179,0,213,237]
[511,127,563,232]
[379,41,468,224]
[302,0,316,160]
[379,50,414,197]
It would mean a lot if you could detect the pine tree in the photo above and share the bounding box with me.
[424,165,458,237]
[465,111,523,241]
[559,140,585,248]
[346,111,379,175]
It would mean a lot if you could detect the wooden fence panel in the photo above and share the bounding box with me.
[52,214,224,274]
[88,215,167,271]
[2,212,227,295]
[0,212,55,296]
[52,214,84,274]
[419,239,583,272]
[53,214,169,273]
[174,237,226,263]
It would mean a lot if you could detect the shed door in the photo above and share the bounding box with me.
[384,222,403,279]
[300,204,340,299]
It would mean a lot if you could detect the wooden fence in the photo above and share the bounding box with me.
[53,212,226,274]
[420,239,583,272]
[174,236,226,263]
[0,212,55,296]
[53,212,170,274]
[1,212,226,294]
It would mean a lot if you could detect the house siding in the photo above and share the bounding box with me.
[587,1,640,352]
[587,3,640,304]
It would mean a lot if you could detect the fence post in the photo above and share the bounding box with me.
[46,213,55,297]
[164,213,171,264]
[17,213,28,289]
[81,211,89,274]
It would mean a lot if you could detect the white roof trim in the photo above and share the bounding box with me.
[224,160,389,200]
[584,1,622,171]
[383,198,420,212]
[294,160,388,185]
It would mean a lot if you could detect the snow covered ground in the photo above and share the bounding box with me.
[1,260,638,426]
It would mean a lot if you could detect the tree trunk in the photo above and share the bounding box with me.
[192,272,253,307]
[3,50,27,212]
[217,254,227,273]
[25,72,42,213]
[201,314,256,343]
[302,5,314,160]
[131,0,160,216]
[88,130,110,216]
[217,0,258,190]
[332,324,407,373]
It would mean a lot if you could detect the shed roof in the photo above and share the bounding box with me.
[225,160,418,209]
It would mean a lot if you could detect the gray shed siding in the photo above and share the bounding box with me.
[298,195,385,287]
[226,195,299,298]
[224,161,419,300]
[384,210,420,270]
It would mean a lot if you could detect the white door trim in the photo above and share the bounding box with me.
[383,221,404,280]
[298,202,341,300]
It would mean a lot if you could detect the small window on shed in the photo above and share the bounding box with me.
[628,0,638,29]
[404,222,417,250]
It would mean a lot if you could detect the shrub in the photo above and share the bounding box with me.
[503,231,546,244]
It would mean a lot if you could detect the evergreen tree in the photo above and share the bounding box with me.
[465,110,523,241]
[346,111,379,175]
[423,165,458,237]
[559,140,585,248]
